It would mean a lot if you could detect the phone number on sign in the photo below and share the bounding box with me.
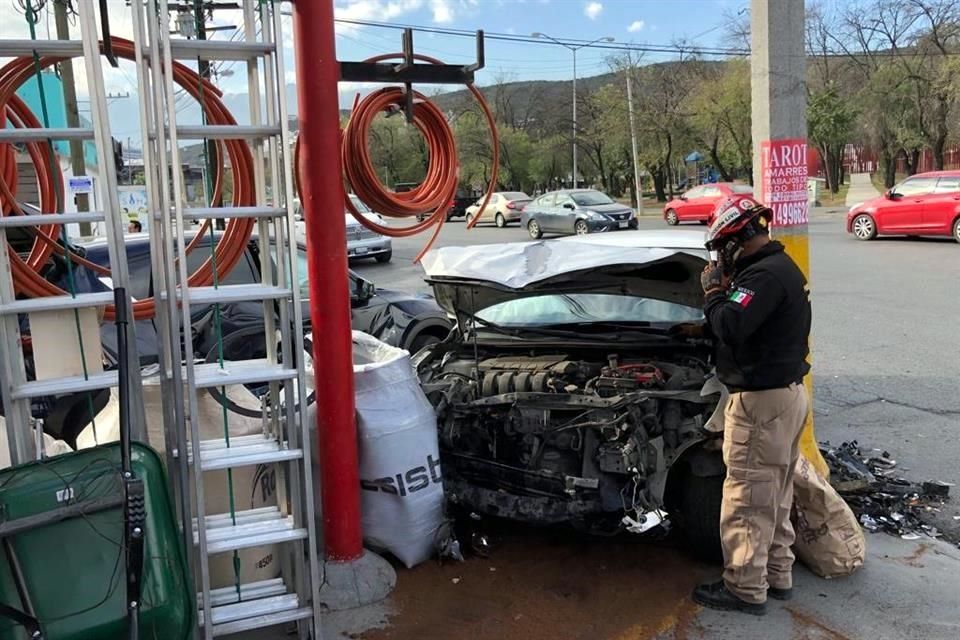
[773,201,808,226]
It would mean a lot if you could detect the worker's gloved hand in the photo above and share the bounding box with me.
[701,262,727,295]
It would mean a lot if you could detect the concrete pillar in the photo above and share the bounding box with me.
[751,0,829,477]
[751,0,807,189]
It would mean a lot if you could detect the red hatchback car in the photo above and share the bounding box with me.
[663,183,754,225]
[847,171,960,242]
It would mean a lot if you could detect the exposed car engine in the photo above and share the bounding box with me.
[419,348,723,536]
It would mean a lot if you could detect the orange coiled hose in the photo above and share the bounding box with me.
[297,52,499,262]
[0,37,256,320]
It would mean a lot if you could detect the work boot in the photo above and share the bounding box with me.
[692,580,767,616]
[768,586,793,601]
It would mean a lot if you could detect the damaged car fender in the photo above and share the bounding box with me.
[350,287,453,353]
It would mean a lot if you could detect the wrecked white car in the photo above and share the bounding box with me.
[416,231,728,554]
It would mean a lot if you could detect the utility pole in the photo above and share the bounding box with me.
[54,0,90,235]
[751,0,827,476]
[624,57,642,211]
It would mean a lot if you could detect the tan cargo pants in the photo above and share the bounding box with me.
[721,383,808,604]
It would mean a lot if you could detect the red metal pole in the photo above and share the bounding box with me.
[292,0,363,562]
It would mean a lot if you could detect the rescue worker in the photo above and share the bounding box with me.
[692,194,812,616]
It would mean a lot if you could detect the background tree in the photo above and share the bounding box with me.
[689,59,753,183]
[808,85,857,193]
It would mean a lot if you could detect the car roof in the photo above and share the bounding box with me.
[548,189,602,195]
[912,170,960,178]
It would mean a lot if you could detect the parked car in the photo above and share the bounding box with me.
[663,183,754,226]
[847,171,960,242]
[416,229,725,556]
[344,196,392,263]
[48,233,452,366]
[521,189,637,238]
[414,187,475,222]
[294,194,393,262]
[464,191,532,227]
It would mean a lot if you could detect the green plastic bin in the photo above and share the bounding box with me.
[0,442,193,640]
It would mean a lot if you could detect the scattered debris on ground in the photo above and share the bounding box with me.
[821,441,953,543]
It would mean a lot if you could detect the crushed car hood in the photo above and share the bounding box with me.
[421,238,708,315]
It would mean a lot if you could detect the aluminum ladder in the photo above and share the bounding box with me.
[0,2,145,464]
[130,1,321,637]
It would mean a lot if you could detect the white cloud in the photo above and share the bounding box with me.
[334,0,424,32]
[335,0,423,21]
[431,0,455,23]
[584,2,603,20]
[333,0,455,30]
[627,20,645,33]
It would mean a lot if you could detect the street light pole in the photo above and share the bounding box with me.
[532,33,614,189]
[572,47,577,188]
[625,62,642,209]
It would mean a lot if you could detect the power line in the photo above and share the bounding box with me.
[331,18,751,57]
[332,17,960,61]
[337,30,611,72]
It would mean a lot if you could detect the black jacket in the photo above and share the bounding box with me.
[703,241,811,391]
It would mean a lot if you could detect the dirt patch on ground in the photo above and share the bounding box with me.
[359,522,713,640]
[787,607,852,640]
[895,542,932,568]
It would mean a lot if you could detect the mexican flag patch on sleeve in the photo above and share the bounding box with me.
[728,287,754,307]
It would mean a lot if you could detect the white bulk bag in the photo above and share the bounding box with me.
[0,416,73,469]
[311,332,445,568]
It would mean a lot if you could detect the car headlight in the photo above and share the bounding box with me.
[586,211,606,221]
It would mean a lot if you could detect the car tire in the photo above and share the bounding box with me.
[852,213,877,241]
[375,250,392,264]
[527,220,543,239]
[953,217,960,243]
[409,333,441,354]
[666,209,679,226]
[679,472,723,562]
[574,220,590,235]
[495,213,506,228]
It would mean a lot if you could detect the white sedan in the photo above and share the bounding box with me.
[464,191,532,227]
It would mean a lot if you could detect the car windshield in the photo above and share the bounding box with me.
[268,245,311,299]
[348,195,372,214]
[570,191,614,206]
[502,192,530,201]
[475,293,703,327]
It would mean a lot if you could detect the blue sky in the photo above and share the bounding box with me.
[333,0,750,86]
[0,0,749,144]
